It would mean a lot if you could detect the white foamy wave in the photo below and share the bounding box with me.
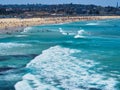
[0,42,30,48]
[59,28,76,36]
[59,28,68,35]
[15,46,117,90]
[15,73,59,90]
[22,27,32,33]
[74,29,86,38]
[86,23,99,26]
[15,35,28,37]
[0,42,31,55]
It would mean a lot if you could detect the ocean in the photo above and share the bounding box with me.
[0,19,120,90]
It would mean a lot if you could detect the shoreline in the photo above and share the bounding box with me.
[0,16,120,34]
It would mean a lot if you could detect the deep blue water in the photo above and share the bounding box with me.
[0,19,120,90]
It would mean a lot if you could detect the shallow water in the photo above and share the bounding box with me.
[0,19,120,90]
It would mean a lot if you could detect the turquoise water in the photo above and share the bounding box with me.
[0,19,120,90]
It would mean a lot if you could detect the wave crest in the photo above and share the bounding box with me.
[74,29,86,38]
[86,23,99,26]
[15,46,117,90]
[22,27,33,33]
[59,28,68,35]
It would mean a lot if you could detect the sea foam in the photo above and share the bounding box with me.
[0,42,30,49]
[22,27,33,33]
[15,46,117,90]
[74,29,86,38]
[0,42,31,55]
[59,28,68,35]
[86,23,99,26]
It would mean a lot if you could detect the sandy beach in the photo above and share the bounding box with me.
[0,16,120,33]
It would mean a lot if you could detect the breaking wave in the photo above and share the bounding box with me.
[0,42,30,49]
[0,42,31,55]
[59,28,68,35]
[15,46,117,90]
[74,29,86,38]
[86,23,99,26]
[59,28,75,35]
[22,27,33,33]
